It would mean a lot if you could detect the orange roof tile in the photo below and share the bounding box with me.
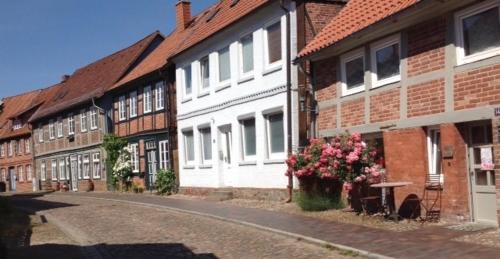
[298,0,421,58]
[30,31,164,121]
[112,0,271,88]
[0,90,42,140]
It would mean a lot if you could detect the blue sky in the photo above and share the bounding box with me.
[0,0,216,99]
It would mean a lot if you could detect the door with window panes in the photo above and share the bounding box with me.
[70,156,78,191]
[468,123,497,226]
[146,141,158,190]
[218,125,232,186]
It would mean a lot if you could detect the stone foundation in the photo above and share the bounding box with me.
[179,187,289,202]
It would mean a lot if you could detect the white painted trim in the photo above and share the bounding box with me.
[182,128,195,166]
[67,113,75,136]
[143,85,152,114]
[455,1,500,65]
[83,154,90,179]
[238,32,255,80]
[182,65,193,100]
[370,34,401,88]
[92,152,101,179]
[129,91,138,118]
[263,17,284,71]
[119,95,126,121]
[80,110,87,133]
[263,109,285,160]
[216,45,232,86]
[240,117,257,162]
[340,48,365,96]
[155,82,165,111]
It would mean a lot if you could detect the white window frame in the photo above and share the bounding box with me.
[159,140,169,170]
[8,141,13,156]
[370,34,401,88]
[183,65,193,98]
[200,56,210,90]
[78,155,82,179]
[17,140,22,155]
[68,114,75,135]
[264,111,285,159]
[143,86,152,114]
[199,126,213,165]
[263,19,283,70]
[130,143,139,173]
[80,109,87,132]
[119,95,127,121]
[18,166,24,182]
[0,143,4,157]
[217,46,231,85]
[455,1,500,65]
[26,165,32,182]
[83,155,90,179]
[38,124,44,142]
[183,129,195,165]
[240,117,257,161]
[340,48,365,96]
[51,159,58,181]
[49,120,55,139]
[155,82,165,111]
[25,138,30,154]
[238,33,254,79]
[427,126,443,183]
[92,152,101,179]
[57,117,63,138]
[13,119,22,130]
[129,91,138,118]
[40,161,46,181]
[90,108,98,130]
[59,158,66,180]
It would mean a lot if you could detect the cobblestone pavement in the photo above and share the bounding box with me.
[9,195,353,259]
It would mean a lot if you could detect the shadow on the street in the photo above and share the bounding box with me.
[6,243,218,259]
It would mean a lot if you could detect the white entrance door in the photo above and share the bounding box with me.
[468,123,497,226]
[147,150,158,189]
[70,156,78,191]
[218,125,232,186]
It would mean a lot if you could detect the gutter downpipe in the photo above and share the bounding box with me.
[280,0,293,203]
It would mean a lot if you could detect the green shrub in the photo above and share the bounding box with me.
[155,169,177,195]
[295,192,344,211]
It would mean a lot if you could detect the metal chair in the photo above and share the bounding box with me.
[410,174,443,222]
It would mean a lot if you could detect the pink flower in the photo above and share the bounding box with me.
[354,176,363,183]
[352,132,362,142]
[343,182,352,191]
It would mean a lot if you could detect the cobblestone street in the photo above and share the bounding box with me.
[9,194,352,259]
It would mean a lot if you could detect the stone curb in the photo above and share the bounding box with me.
[13,206,104,259]
[66,195,393,259]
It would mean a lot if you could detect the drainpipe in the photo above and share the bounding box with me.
[280,0,293,203]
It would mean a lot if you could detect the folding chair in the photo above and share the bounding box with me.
[410,174,443,222]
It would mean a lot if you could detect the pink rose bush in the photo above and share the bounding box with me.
[286,132,383,185]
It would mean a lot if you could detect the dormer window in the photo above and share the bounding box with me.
[13,119,22,130]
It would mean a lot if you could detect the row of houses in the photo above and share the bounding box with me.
[1,0,499,226]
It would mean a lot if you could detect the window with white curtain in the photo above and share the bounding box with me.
[68,114,75,135]
[155,82,165,110]
[130,91,137,118]
[83,155,90,179]
[130,144,139,173]
[183,130,195,163]
[78,155,82,179]
[51,160,57,181]
[184,65,192,96]
[143,86,152,113]
[240,34,254,75]
[57,117,63,138]
[80,109,87,132]
[49,120,55,139]
[59,158,65,180]
[93,153,101,179]
[90,107,98,130]
[26,165,32,181]
[265,112,285,158]
[200,127,212,164]
[200,56,210,89]
[240,118,256,160]
[218,46,231,82]
[119,95,126,121]
[41,161,46,181]
[159,140,169,170]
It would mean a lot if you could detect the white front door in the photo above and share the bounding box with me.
[147,150,158,189]
[468,123,497,226]
[218,125,232,186]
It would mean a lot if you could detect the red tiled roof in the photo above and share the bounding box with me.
[0,90,42,140]
[30,31,163,121]
[298,0,421,58]
[112,0,271,88]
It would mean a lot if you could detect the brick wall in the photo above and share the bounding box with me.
[407,16,446,77]
[370,88,400,123]
[0,136,35,192]
[314,57,337,102]
[407,79,445,118]
[317,106,336,131]
[304,2,343,44]
[341,98,364,128]
[454,64,500,110]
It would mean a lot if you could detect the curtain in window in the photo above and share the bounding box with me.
[185,131,195,161]
[184,66,192,94]
[243,119,256,156]
[201,128,212,160]
[269,113,284,153]
[242,35,253,73]
[267,22,282,64]
[219,47,231,82]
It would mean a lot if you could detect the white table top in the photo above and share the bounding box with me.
[370,182,413,188]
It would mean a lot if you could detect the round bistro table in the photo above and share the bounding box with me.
[370,182,413,221]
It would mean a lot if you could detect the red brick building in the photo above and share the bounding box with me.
[0,90,41,192]
[298,0,500,225]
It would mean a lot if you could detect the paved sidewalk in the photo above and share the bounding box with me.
[59,192,497,259]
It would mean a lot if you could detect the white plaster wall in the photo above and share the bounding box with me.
[175,1,297,189]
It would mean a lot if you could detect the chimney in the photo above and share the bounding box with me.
[61,74,70,83]
[176,0,191,31]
